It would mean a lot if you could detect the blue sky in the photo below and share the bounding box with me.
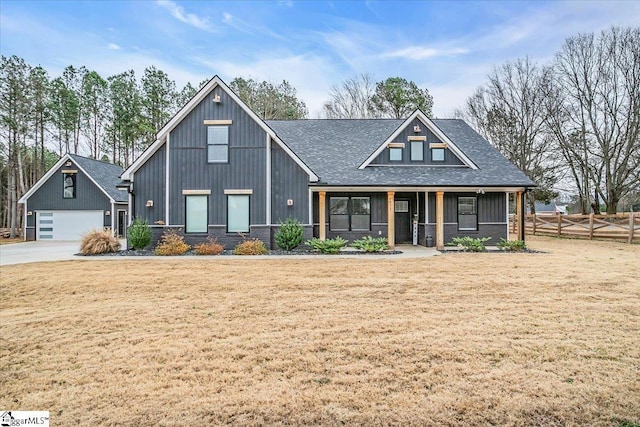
[1,0,638,117]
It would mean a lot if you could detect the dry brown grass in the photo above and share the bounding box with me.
[1,236,638,426]
[80,229,121,255]
[0,237,23,245]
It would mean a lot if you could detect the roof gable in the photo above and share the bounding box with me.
[18,154,126,203]
[121,76,317,182]
[358,110,477,170]
[268,118,536,188]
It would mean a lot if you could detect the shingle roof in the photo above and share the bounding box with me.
[68,154,128,202]
[266,118,536,188]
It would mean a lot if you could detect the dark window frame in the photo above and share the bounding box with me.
[63,173,76,199]
[410,141,424,162]
[185,195,209,234]
[226,194,250,233]
[207,126,229,164]
[329,196,371,232]
[457,196,478,231]
[389,147,403,162]
[431,148,445,162]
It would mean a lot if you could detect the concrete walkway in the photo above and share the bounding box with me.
[0,241,81,266]
[1,242,439,266]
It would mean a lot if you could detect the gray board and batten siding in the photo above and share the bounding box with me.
[312,190,507,245]
[23,155,126,240]
[131,87,312,248]
[425,192,508,243]
[369,118,464,166]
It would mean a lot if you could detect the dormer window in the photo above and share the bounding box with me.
[411,141,424,161]
[389,148,402,161]
[431,148,445,162]
[388,143,404,162]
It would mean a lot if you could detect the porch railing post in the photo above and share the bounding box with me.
[319,191,326,241]
[387,191,395,249]
[436,191,444,250]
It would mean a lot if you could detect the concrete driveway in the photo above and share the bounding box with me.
[0,241,81,266]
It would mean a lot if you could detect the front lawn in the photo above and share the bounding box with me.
[1,236,638,426]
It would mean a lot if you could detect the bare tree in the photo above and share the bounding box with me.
[550,27,640,214]
[323,73,378,119]
[465,57,559,211]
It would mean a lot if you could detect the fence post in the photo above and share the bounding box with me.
[589,213,594,240]
[629,213,635,244]
[532,214,536,235]
[557,214,562,237]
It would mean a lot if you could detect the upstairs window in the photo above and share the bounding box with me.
[63,173,76,198]
[389,147,402,161]
[207,126,229,163]
[431,148,445,162]
[410,141,424,161]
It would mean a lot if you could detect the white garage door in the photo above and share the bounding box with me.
[36,210,104,240]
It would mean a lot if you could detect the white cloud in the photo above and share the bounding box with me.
[107,43,121,50]
[383,46,469,60]
[156,0,215,32]
[222,12,284,39]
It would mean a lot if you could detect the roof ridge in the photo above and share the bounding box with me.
[68,153,123,169]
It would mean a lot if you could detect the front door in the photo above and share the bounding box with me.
[394,200,411,243]
[117,210,127,238]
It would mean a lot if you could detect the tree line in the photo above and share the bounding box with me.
[2,26,636,235]
[0,59,432,236]
[460,27,639,214]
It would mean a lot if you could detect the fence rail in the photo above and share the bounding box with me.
[510,213,639,244]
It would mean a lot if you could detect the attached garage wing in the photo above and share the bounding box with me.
[36,211,104,240]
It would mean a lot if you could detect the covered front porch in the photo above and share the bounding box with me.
[312,187,527,250]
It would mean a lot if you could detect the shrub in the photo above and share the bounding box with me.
[127,217,152,250]
[351,236,389,252]
[155,229,190,255]
[274,218,304,251]
[497,238,526,252]
[193,238,224,255]
[233,238,268,255]
[306,237,348,254]
[80,229,121,255]
[450,236,492,252]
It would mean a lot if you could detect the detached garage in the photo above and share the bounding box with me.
[19,154,128,241]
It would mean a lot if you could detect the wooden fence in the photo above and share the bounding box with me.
[510,213,640,244]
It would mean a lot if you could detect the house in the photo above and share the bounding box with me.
[19,154,129,241]
[119,76,535,250]
[527,201,567,215]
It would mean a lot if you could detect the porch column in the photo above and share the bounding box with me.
[319,191,326,241]
[387,191,395,249]
[516,191,525,242]
[436,191,444,250]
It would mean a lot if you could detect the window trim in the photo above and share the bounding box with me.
[329,196,371,232]
[207,125,229,164]
[227,194,250,233]
[457,196,478,231]
[63,172,76,199]
[185,195,209,234]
